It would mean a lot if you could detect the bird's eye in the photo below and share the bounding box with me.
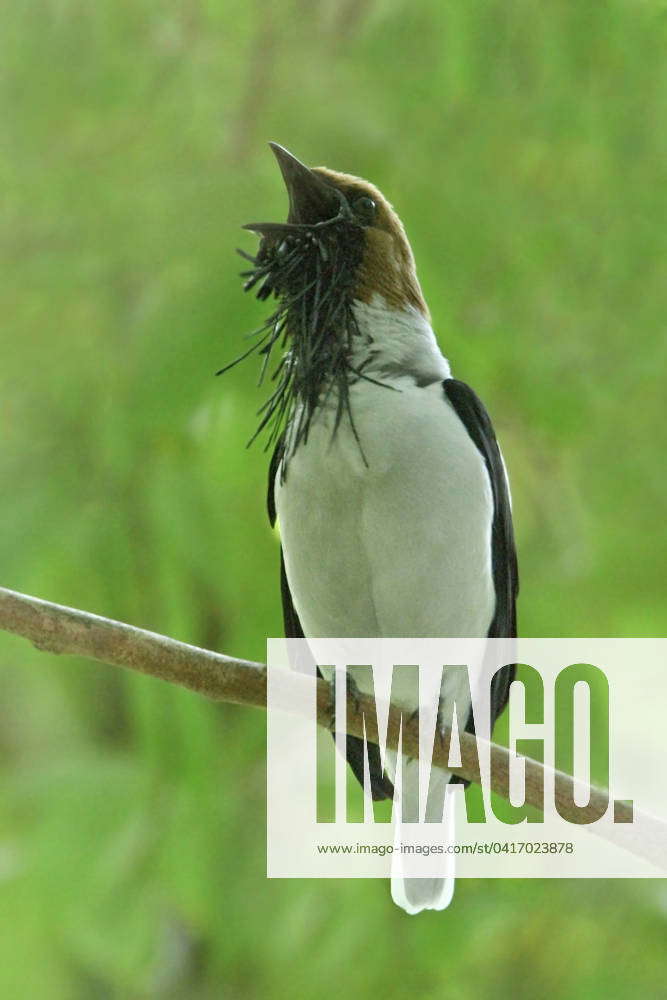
[353,196,377,224]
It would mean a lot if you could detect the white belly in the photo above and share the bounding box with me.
[275,376,496,650]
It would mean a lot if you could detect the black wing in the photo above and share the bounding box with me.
[443,378,519,727]
[267,437,394,801]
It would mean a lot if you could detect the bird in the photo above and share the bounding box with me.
[229,142,518,915]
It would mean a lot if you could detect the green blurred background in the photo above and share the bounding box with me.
[2,1,666,997]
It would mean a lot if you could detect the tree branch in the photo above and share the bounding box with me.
[0,586,268,709]
[1,585,663,871]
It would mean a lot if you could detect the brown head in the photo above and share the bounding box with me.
[264,143,429,320]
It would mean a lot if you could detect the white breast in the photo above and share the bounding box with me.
[275,380,495,642]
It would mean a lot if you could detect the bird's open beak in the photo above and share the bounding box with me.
[267,142,340,225]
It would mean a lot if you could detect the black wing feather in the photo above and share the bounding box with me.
[443,378,519,726]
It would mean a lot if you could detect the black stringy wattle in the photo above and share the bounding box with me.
[217,212,378,478]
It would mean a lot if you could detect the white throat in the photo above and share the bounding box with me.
[351,294,451,385]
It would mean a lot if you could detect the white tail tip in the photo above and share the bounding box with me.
[391,875,455,914]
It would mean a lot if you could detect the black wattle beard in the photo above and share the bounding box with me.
[218,212,377,475]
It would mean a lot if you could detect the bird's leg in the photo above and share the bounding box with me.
[435,704,446,748]
[399,708,421,766]
[435,705,457,764]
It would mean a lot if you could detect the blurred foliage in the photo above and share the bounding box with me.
[2,0,667,997]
